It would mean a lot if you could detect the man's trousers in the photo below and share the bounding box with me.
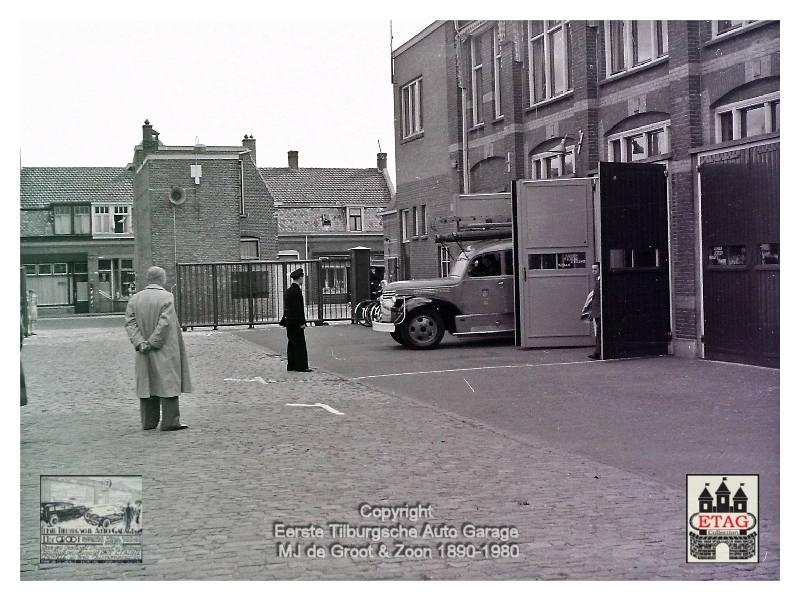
[285,326,309,371]
[140,396,181,430]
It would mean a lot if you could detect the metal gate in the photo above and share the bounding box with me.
[598,162,671,359]
[700,151,779,368]
[176,259,351,328]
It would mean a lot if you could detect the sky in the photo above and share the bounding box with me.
[20,16,431,181]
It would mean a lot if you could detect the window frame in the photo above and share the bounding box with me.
[400,77,423,139]
[530,145,576,180]
[714,92,780,143]
[605,21,668,77]
[401,209,410,242]
[93,203,133,236]
[712,20,760,38]
[419,204,427,237]
[492,26,503,119]
[607,120,671,162]
[347,206,364,232]
[53,205,73,235]
[470,33,484,126]
[439,246,452,277]
[527,20,572,106]
[240,238,260,260]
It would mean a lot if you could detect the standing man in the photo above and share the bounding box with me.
[125,266,192,431]
[588,262,602,359]
[283,268,312,372]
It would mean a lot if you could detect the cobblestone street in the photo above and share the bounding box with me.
[20,321,780,581]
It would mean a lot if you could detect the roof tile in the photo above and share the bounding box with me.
[21,167,132,209]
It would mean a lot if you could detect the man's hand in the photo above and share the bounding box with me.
[136,342,152,354]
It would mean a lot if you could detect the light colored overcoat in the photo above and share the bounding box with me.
[124,284,192,398]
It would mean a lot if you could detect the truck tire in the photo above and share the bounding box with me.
[390,330,405,345]
[400,309,445,349]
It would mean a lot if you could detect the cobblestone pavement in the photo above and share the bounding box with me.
[20,324,780,580]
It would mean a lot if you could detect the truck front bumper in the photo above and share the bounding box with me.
[371,321,396,333]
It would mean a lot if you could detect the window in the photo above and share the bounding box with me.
[93,204,132,235]
[412,206,419,237]
[713,20,759,38]
[528,252,586,270]
[439,246,452,277]
[401,209,410,242]
[610,249,660,269]
[715,93,779,143]
[493,26,503,119]
[347,207,363,232]
[470,34,484,126]
[708,245,746,266]
[401,77,423,138]
[54,206,72,234]
[606,21,668,76]
[468,252,502,277]
[278,250,300,261]
[531,145,575,179]
[419,204,427,236]
[528,21,572,104]
[608,121,670,162]
[240,238,259,260]
[53,205,91,234]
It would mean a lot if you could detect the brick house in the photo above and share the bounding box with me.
[389,20,779,366]
[130,120,278,288]
[20,167,134,314]
[259,150,393,289]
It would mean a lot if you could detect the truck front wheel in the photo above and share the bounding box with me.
[390,330,406,345]
[400,309,445,349]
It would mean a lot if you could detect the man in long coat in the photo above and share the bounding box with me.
[283,268,312,372]
[125,266,192,430]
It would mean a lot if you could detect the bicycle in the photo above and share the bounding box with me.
[354,299,381,327]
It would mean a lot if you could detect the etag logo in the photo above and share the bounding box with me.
[686,475,758,563]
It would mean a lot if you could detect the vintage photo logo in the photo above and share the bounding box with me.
[40,475,142,563]
[686,474,758,563]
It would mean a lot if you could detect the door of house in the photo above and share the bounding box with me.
[514,178,596,348]
[700,153,779,368]
[598,162,671,359]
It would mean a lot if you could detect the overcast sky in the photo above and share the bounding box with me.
[20,17,431,180]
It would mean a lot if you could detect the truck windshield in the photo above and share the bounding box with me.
[449,252,472,278]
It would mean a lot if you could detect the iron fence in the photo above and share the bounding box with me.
[176,259,351,328]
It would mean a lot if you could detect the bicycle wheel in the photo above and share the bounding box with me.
[354,300,372,327]
[366,301,381,327]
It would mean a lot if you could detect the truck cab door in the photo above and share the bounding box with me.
[455,251,514,332]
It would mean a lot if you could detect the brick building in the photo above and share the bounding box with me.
[259,150,392,263]
[389,20,779,366]
[20,167,134,314]
[130,120,278,288]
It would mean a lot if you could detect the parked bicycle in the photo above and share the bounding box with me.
[353,299,381,327]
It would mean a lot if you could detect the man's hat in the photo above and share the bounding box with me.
[290,268,304,280]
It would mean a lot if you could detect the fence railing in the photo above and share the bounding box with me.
[176,259,351,328]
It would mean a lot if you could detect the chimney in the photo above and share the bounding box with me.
[242,135,256,166]
[142,119,160,154]
[288,150,299,171]
[377,152,388,171]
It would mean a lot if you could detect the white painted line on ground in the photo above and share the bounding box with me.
[352,360,601,380]
[285,403,344,415]
[331,350,345,360]
[224,377,276,384]
[464,378,475,393]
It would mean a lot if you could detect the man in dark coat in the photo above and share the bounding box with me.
[283,268,312,372]
[588,262,602,359]
[125,266,192,430]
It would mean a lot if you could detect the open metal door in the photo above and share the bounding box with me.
[514,178,596,348]
[598,162,670,359]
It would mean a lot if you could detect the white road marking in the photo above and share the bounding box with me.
[463,378,475,393]
[352,360,601,380]
[286,403,344,415]
[332,350,345,360]
[224,377,276,384]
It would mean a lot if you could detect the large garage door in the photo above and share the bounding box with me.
[598,162,671,359]
[701,154,779,368]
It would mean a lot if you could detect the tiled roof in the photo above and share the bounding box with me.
[20,167,132,209]
[259,167,391,206]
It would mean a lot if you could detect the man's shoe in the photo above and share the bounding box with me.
[299,368,313,372]
[162,424,189,431]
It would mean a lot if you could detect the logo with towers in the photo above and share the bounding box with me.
[686,475,758,562]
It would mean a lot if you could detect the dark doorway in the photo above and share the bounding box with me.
[701,155,779,368]
[598,162,671,359]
